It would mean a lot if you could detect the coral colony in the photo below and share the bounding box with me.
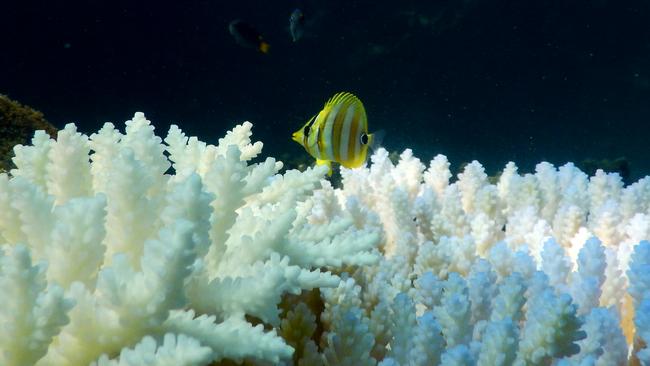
[1,112,649,366]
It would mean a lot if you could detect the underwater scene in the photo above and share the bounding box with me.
[2,1,650,365]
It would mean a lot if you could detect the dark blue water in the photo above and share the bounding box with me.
[3,0,650,181]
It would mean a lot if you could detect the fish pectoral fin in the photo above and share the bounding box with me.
[369,129,385,151]
[316,159,333,176]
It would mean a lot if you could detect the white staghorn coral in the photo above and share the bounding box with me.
[3,114,650,365]
[0,245,74,366]
[433,273,473,348]
[322,308,376,366]
[0,113,380,365]
[515,289,585,364]
[476,318,518,366]
[569,307,627,365]
[308,147,650,365]
[90,333,213,366]
[409,311,444,366]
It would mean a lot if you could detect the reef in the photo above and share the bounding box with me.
[0,113,649,365]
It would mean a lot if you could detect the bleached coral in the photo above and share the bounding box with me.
[0,113,380,365]
[409,311,444,366]
[0,245,73,366]
[91,334,212,366]
[322,308,375,366]
[3,112,650,365]
[309,147,650,365]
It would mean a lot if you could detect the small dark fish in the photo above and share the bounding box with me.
[289,9,305,42]
[228,19,270,53]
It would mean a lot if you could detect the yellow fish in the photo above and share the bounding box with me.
[292,92,376,176]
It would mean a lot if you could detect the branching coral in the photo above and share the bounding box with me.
[2,113,650,365]
[0,113,380,365]
[299,147,650,365]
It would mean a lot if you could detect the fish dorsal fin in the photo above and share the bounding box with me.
[324,92,363,111]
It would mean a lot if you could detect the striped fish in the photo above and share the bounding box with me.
[292,92,376,175]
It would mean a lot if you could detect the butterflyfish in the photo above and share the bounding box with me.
[292,92,378,176]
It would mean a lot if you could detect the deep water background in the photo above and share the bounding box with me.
[2,0,650,180]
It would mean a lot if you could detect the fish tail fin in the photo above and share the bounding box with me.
[259,42,270,53]
[369,129,385,151]
[316,159,333,176]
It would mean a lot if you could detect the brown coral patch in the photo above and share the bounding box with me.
[0,94,57,173]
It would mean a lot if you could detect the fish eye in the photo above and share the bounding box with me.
[360,133,368,145]
[304,125,311,136]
